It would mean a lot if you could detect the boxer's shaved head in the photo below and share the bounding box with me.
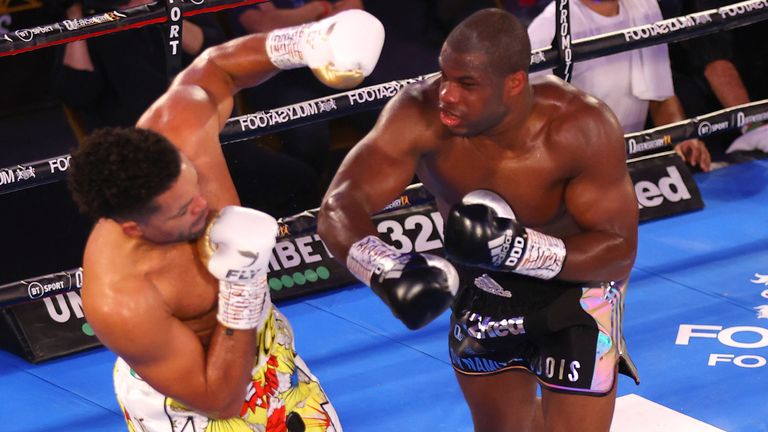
[444,8,531,79]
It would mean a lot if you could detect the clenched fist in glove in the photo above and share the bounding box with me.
[198,206,278,330]
[347,235,459,330]
[445,190,567,280]
[266,9,385,89]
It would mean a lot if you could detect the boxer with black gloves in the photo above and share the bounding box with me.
[318,9,639,432]
[446,189,566,280]
[346,235,459,329]
[68,10,384,431]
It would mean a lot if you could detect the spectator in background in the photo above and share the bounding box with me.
[500,0,551,25]
[662,0,764,162]
[53,0,323,218]
[344,0,497,147]
[52,0,226,132]
[228,0,494,191]
[527,0,712,171]
[227,0,363,179]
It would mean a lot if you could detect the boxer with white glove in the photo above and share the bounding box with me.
[266,9,385,89]
[199,206,279,330]
[347,235,459,330]
[445,190,567,280]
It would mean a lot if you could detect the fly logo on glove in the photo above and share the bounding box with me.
[199,206,278,330]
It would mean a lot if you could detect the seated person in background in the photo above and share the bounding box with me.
[527,0,712,171]
[53,0,327,218]
[52,0,226,132]
[228,0,364,180]
[662,0,762,162]
[500,0,551,25]
[67,10,383,431]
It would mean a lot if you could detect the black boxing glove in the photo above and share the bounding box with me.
[445,190,566,280]
[347,236,459,330]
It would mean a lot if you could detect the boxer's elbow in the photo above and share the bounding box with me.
[318,194,345,254]
[198,394,245,420]
[213,402,243,420]
[608,239,637,280]
[566,234,636,281]
[317,195,334,235]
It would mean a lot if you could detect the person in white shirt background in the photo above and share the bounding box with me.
[527,0,712,171]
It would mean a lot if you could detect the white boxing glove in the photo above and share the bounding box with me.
[199,206,278,330]
[266,9,385,89]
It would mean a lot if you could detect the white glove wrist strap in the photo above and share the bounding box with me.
[347,236,404,285]
[266,24,310,69]
[217,276,271,330]
[514,229,566,280]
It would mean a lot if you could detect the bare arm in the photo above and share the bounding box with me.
[704,59,750,108]
[84,276,255,418]
[648,94,687,127]
[61,3,94,71]
[318,88,430,262]
[649,96,712,172]
[141,32,279,132]
[559,104,638,281]
[318,84,461,330]
[238,2,332,33]
[136,33,280,209]
[181,19,205,55]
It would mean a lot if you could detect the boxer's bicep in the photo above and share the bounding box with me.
[320,95,426,259]
[341,141,419,212]
[566,160,637,240]
[559,110,638,279]
[91,279,213,411]
[563,104,636,237]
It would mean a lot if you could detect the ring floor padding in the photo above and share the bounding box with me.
[1,160,767,431]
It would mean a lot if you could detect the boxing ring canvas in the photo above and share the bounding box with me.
[1,159,767,431]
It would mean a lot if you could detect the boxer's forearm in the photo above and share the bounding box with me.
[559,232,636,282]
[181,33,280,97]
[318,190,379,263]
[198,326,258,418]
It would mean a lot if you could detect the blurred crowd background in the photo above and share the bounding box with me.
[1,0,766,285]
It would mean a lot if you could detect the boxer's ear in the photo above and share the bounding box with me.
[505,70,527,96]
[120,221,143,238]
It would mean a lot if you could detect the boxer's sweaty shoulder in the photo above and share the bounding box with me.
[381,77,448,154]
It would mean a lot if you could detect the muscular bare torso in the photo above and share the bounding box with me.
[79,82,242,351]
[83,219,219,347]
[413,77,594,237]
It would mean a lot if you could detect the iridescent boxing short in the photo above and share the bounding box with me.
[449,264,639,395]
